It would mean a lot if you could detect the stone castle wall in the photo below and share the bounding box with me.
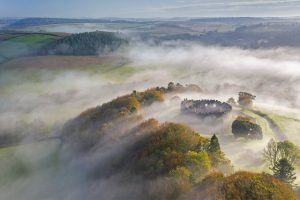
[181,99,232,118]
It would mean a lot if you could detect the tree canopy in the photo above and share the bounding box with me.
[39,31,127,55]
[232,116,263,139]
[273,158,296,185]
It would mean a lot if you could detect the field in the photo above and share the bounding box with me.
[0,139,60,183]
[0,33,61,63]
[0,55,139,126]
[15,23,150,33]
[255,106,300,144]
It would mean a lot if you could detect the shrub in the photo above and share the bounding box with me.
[232,118,263,139]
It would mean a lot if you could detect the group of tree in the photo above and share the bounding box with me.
[238,92,256,108]
[62,87,165,151]
[263,139,300,185]
[167,82,202,93]
[182,171,297,200]
[61,84,298,199]
[232,116,263,140]
[39,31,127,56]
[131,124,232,199]
[226,91,255,108]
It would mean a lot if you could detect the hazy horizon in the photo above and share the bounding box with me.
[2,0,300,18]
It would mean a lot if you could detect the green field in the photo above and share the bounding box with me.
[0,140,60,184]
[0,34,59,63]
[256,107,300,144]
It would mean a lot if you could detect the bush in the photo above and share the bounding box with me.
[232,118,263,139]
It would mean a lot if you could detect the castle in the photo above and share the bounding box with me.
[181,98,232,118]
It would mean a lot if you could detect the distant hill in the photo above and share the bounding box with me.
[7,17,142,28]
[39,31,128,55]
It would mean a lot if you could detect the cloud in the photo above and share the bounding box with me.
[145,0,300,17]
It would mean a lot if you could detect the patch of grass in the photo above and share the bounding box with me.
[84,63,138,81]
[104,23,145,30]
[0,140,60,184]
[0,34,58,62]
[9,34,58,45]
[260,110,300,143]
[242,109,274,138]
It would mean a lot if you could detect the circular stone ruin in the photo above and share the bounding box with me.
[181,99,232,118]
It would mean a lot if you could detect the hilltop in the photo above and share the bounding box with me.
[60,85,297,199]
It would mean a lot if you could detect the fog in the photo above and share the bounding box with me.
[126,42,300,109]
[0,41,300,199]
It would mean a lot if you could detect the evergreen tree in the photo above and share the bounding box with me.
[208,134,221,153]
[273,158,296,185]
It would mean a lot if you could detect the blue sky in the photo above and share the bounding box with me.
[1,0,300,18]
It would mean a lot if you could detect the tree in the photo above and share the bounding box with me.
[263,139,279,170]
[168,82,175,91]
[208,134,221,153]
[263,139,300,171]
[273,158,296,185]
[232,117,263,140]
[226,97,236,105]
[207,134,233,174]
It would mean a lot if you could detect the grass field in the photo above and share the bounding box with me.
[0,34,59,63]
[8,34,58,44]
[0,55,139,126]
[256,106,300,144]
[0,139,60,184]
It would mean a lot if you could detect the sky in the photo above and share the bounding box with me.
[1,0,300,18]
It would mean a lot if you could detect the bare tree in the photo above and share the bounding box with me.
[263,139,300,171]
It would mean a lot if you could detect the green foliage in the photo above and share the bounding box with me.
[208,134,221,153]
[208,134,233,174]
[232,117,263,139]
[263,139,300,185]
[0,34,58,63]
[135,123,232,183]
[135,123,210,177]
[40,31,127,55]
[184,151,211,181]
[134,88,165,105]
[273,158,296,185]
[170,166,191,178]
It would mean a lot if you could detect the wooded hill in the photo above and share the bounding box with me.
[39,31,127,55]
